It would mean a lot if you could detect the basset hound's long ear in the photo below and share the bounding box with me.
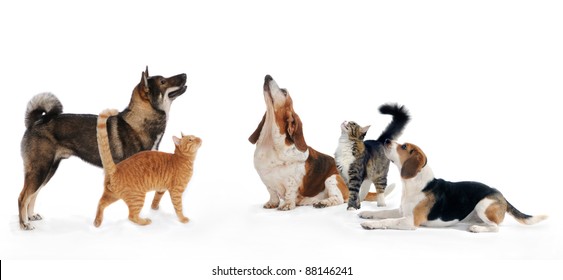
[249,113,266,144]
[287,112,307,152]
[400,148,427,179]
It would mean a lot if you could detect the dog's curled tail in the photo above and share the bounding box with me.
[376,103,411,143]
[25,92,63,129]
[506,200,548,225]
[97,109,119,176]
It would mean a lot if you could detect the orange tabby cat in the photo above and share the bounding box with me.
[94,109,202,227]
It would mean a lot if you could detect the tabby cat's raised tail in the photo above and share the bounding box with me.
[96,109,119,176]
[376,103,411,143]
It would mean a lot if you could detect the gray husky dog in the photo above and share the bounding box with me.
[18,67,187,230]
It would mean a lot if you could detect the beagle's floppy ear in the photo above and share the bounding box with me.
[249,113,266,144]
[286,112,307,152]
[400,149,427,179]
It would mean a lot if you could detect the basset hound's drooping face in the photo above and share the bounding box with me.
[263,75,290,114]
[249,75,307,152]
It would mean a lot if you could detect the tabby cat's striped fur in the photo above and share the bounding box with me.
[94,109,201,227]
[335,103,410,210]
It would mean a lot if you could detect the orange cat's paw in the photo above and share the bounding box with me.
[179,217,190,223]
[131,217,152,226]
[151,204,159,210]
[94,219,102,227]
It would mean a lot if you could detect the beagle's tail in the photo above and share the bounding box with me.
[376,103,411,143]
[506,200,548,225]
[364,183,396,201]
[97,109,119,176]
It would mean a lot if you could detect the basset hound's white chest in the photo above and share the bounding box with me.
[253,134,309,192]
[255,143,308,176]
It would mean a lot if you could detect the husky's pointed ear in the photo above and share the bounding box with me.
[181,132,185,137]
[249,113,266,144]
[142,70,149,89]
[145,65,149,77]
[139,70,149,89]
[138,71,150,100]
[173,136,181,146]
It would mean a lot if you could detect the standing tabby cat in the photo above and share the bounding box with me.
[335,103,410,210]
[94,109,202,227]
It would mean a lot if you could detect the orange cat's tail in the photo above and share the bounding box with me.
[97,109,119,176]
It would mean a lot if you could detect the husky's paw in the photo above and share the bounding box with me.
[21,223,35,231]
[29,213,43,221]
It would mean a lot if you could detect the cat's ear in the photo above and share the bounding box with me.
[249,113,266,144]
[173,136,181,146]
[287,112,307,152]
[360,125,370,138]
[400,149,427,179]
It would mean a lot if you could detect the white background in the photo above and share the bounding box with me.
[1,0,562,279]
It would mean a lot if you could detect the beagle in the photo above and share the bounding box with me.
[249,75,349,210]
[359,139,547,232]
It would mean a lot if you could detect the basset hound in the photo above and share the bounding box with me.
[359,139,548,232]
[249,75,349,210]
